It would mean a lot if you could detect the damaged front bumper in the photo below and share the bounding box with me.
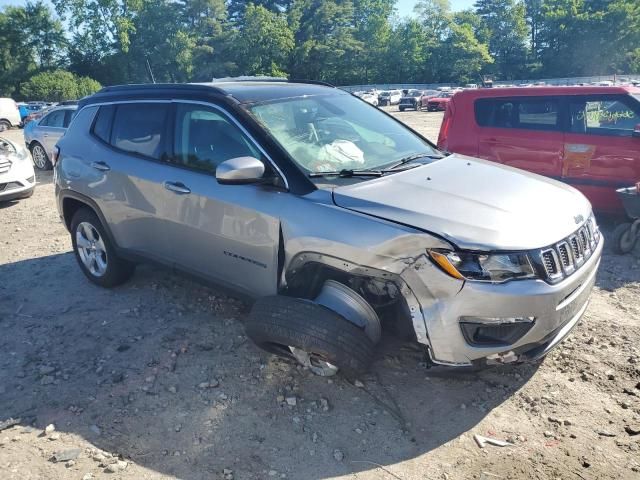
[405,237,602,367]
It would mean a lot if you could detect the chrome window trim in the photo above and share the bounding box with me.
[75,99,289,190]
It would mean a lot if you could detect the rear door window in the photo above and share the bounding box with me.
[40,110,65,128]
[171,103,260,174]
[111,103,170,160]
[475,97,560,131]
[568,95,640,136]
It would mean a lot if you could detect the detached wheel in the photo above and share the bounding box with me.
[70,208,135,287]
[612,222,637,254]
[245,296,375,378]
[30,142,52,170]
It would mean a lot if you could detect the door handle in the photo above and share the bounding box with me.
[91,161,111,171]
[43,134,49,137]
[164,181,191,194]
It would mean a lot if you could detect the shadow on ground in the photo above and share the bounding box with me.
[0,253,538,479]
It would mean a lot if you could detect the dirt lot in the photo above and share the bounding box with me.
[1,108,639,480]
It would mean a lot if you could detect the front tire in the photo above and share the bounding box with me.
[70,208,135,287]
[30,142,52,170]
[0,120,10,132]
[245,296,375,378]
[612,222,637,254]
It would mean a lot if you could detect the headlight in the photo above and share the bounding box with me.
[0,137,28,161]
[428,249,536,282]
[0,138,17,155]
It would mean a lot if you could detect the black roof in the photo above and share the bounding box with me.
[85,80,346,107]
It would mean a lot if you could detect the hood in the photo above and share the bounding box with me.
[332,154,592,251]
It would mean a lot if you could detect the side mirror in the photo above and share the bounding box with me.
[633,124,640,138]
[216,156,266,185]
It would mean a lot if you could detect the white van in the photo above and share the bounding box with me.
[0,98,21,131]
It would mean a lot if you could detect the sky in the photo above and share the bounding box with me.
[0,0,477,15]
[396,0,476,16]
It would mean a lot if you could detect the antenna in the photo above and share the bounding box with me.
[145,56,156,84]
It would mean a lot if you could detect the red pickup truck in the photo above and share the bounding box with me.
[437,86,640,215]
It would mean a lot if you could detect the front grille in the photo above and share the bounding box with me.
[535,215,600,283]
[0,158,11,173]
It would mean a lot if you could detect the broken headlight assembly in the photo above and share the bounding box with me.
[428,249,536,283]
[0,137,29,162]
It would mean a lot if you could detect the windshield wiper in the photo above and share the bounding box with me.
[308,168,384,178]
[389,152,445,169]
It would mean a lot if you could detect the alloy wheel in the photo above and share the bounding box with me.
[75,222,108,277]
[32,145,47,169]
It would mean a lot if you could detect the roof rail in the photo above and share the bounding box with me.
[209,76,336,88]
[211,76,287,83]
[288,79,336,88]
[95,83,228,96]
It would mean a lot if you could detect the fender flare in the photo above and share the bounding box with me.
[58,189,119,250]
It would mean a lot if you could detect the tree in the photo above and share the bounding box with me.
[19,70,101,101]
[475,0,529,79]
[289,0,362,84]
[386,19,428,83]
[352,0,395,83]
[435,21,493,83]
[235,4,294,77]
[0,2,66,96]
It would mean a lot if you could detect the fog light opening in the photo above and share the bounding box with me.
[460,316,536,347]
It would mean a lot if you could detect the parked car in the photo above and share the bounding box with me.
[379,90,402,106]
[55,80,601,376]
[437,85,640,215]
[17,103,44,124]
[398,90,424,111]
[0,136,35,202]
[425,91,454,111]
[0,98,21,132]
[359,91,379,106]
[24,105,77,170]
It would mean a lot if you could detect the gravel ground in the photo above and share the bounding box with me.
[1,109,639,480]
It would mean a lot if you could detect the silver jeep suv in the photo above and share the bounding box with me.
[55,80,602,376]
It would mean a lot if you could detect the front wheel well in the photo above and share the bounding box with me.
[284,261,417,341]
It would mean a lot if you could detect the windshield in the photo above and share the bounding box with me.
[248,93,439,175]
[407,90,421,96]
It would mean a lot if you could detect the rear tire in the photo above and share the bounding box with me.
[245,296,375,378]
[30,142,52,170]
[70,208,135,287]
[0,120,10,132]
[612,222,637,254]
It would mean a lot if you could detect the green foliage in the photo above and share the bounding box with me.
[19,70,102,101]
[0,1,66,96]
[1,0,639,94]
[234,4,294,77]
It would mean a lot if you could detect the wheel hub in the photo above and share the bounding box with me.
[288,347,339,376]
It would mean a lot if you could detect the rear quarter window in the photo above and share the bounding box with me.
[475,97,560,131]
[92,105,115,143]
